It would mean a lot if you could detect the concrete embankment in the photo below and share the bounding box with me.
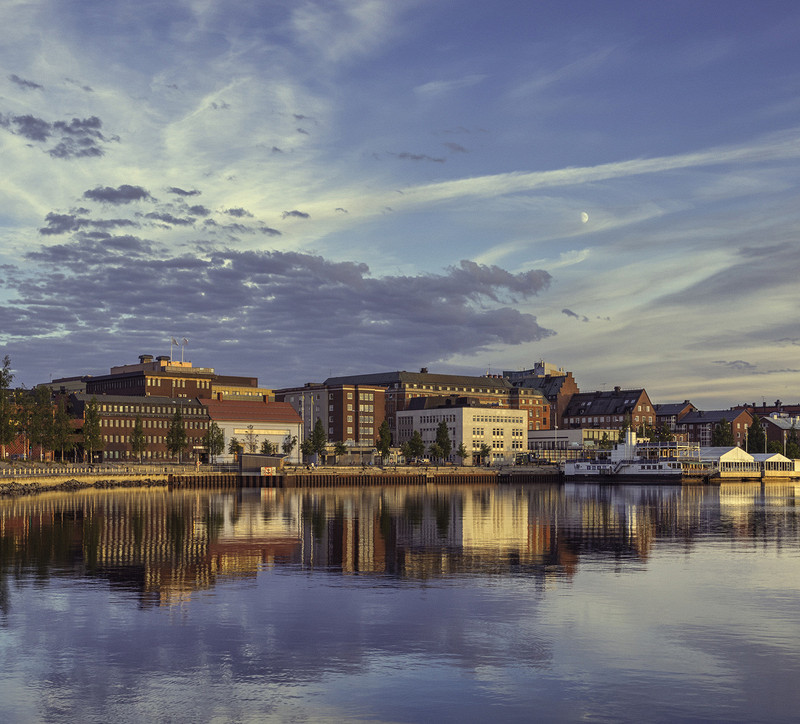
[0,465,561,497]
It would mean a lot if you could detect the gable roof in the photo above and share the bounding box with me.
[680,409,752,425]
[201,399,301,424]
[563,389,649,417]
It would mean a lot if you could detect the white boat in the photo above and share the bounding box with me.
[563,432,698,481]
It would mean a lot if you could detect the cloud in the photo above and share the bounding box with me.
[712,360,757,372]
[9,74,43,90]
[143,212,194,226]
[562,308,589,322]
[414,74,487,97]
[83,185,154,204]
[225,208,253,218]
[282,210,310,219]
[39,212,137,235]
[390,152,446,163]
[443,142,468,153]
[169,187,201,197]
[1,234,553,385]
[0,113,116,158]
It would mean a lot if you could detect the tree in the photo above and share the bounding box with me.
[746,414,766,454]
[711,418,734,447]
[29,385,54,461]
[619,413,633,436]
[655,423,674,443]
[407,430,425,460]
[228,436,243,459]
[787,425,800,460]
[82,397,104,463]
[477,443,492,466]
[260,439,277,455]
[333,440,348,463]
[455,442,470,466]
[427,442,443,463]
[435,420,452,461]
[166,409,188,461]
[598,433,613,450]
[206,422,225,463]
[130,414,146,462]
[311,418,327,461]
[51,398,73,462]
[376,420,391,462]
[768,440,783,454]
[282,434,297,458]
[299,438,314,460]
[0,355,15,459]
[242,424,258,453]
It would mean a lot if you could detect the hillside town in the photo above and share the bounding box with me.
[1,352,799,467]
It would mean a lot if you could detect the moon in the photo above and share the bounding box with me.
[580,212,589,224]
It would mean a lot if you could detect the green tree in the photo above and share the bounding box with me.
[299,438,314,460]
[166,409,188,461]
[477,442,492,466]
[376,420,391,461]
[455,441,470,465]
[333,440,348,463]
[598,432,613,450]
[311,418,327,460]
[746,414,766,454]
[82,397,104,463]
[655,423,674,443]
[29,385,54,461]
[407,430,425,460]
[282,434,297,458]
[787,425,800,459]
[130,414,146,462]
[767,440,783,454]
[428,442,443,463]
[206,422,225,463]
[435,420,452,461]
[619,413,633,435]
[51,398,73,462]
[0,355,15,459]
[260,439,277,455]
[227,436,243,459]
[711,418,734,447]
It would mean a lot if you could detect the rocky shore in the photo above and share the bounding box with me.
[0,477,168,497]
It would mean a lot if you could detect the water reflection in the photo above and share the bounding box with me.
[2,482,800,604]
[1,483,800,723]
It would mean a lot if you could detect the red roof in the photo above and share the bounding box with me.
[201,399,301,424]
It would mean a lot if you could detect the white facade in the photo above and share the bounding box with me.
[213,419,302,464]
[396,406,527,464]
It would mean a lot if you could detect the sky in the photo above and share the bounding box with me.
[1,0,799,409]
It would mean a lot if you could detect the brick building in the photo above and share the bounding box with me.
[562,387,655,431]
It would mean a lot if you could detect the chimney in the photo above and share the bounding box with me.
[139,354,154,364]
[420,367,428,374]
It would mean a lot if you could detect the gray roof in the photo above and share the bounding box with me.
[324,370,513,391]
[680,409,752,425]
[563,389,647,417]
[654,402,694,416]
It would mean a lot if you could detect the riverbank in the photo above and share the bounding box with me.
[0,476,169,497]
[0,464,561,496]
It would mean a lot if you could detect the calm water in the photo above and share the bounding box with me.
[1,482,800,723]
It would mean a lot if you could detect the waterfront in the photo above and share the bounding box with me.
[1,483,800,723]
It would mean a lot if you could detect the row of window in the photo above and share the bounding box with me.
[100,403,203,415]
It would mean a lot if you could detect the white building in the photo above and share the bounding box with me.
[202,399,303,464]
[396,402,527,465]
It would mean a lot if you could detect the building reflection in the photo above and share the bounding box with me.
[2,482,800,606]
